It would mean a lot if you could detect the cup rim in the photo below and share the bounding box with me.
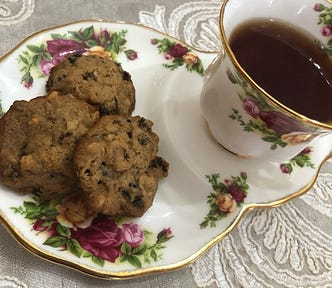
[219,0,332,130]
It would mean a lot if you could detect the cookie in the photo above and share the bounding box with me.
[73,115,169,217]
[0,91,99,199]
[46,55,136,116]
[56,191,96,225]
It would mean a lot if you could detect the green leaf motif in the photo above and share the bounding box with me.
[27,44,43,53]
[19,55,29,65]
[127,255,142,268]
[44,236,67,248]
[81,26,94,40]
[86,39,99,47]
[133,244,147,256]
[150,249,158,262]
[280,147,314,174]
[120,242,132,255]
[262,136,279,143]
[56,224,71,238]
[68,31,83,41]
[83,251,105,267]
[51,33,64,39]
[24,211,41,220]
[66,239,83,258]
[23,201,38,210]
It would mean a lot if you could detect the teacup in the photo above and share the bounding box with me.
[200,0,332,161]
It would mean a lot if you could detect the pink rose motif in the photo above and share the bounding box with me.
[314,3,325,11]
[157,227,173,244]
[321,26,332,37]
[38,39,87,76]
[301,147,311,154]
[280,163,291,174]
[46,39,87,65]
[98,29,111,42]
[33,219,48,232]
[226,182,247,203]
[151,38,159,45]
[240,172,247,180]
[72,215,124,263]
[122,223,144,248]
[243,98,261,118]
[21,72,33,89]
[259,110,310,135]
[168,43,188,58]
[33,219,57,236]
[125,49,138,60]
[40,59,55,75]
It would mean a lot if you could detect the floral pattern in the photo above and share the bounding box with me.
[18,26,138,89]
[227,69,317,150]
[200,172,249,228]
[314,3,332,54]
[11,194,173,268]
[280,147,315,174]
[151,38,204,76]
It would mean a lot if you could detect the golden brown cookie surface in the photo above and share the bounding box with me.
[73,115,169,217]
[46,55,136,116]
[0,92,99,199]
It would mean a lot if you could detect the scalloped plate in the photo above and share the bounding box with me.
[0,21,331,279]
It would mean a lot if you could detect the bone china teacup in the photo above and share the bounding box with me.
[200,0,332,161]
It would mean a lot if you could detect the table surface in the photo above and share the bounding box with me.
[0,1,332,287]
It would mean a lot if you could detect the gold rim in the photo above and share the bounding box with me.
[0,19,331,280]
[219,0,332,130]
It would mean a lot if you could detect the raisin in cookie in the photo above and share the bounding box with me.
[0,91,99,199]
[73,115,169,217]
[46,55,135,116]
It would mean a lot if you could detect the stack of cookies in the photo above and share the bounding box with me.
[0,55,169,218]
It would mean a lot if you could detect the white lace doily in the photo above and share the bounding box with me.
[139,2,332,287]
[0,0,34,26]
[0,276,27,288]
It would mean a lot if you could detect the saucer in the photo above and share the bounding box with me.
[0,21,331,279]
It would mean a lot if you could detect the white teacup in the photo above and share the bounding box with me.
[201,0,332,161]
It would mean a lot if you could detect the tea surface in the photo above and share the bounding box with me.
[229,19,332,124]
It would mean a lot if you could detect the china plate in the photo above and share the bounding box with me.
[0,21,332,279]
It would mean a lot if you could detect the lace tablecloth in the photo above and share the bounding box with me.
[0,1,331,287]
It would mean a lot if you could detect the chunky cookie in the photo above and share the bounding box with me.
[0,92,99,199]
[73,115,169,217]
[46,55,136,116]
